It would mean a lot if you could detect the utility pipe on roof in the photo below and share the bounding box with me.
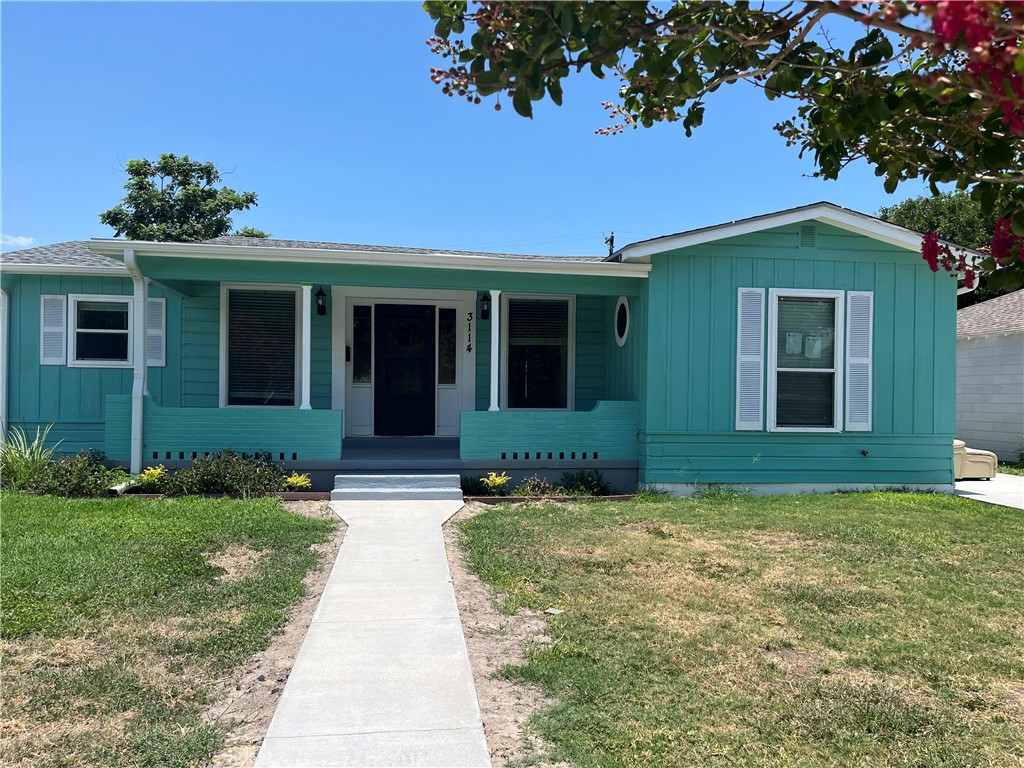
[124,249,147,474]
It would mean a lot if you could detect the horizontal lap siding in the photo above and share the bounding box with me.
[956,334,1024,460]
[640,222,956,486]
[105,395,342,460]
[181,284,219,407]
[575,296,606,411]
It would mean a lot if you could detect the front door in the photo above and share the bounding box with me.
[374,304,436,436]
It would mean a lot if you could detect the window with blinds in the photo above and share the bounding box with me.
[227,289,296,406]
[774,295,837,428]
[507,298,569,409]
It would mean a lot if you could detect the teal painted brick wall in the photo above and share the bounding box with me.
[105,395,342,461]
[638,222,958,486]
[460,400,639,460]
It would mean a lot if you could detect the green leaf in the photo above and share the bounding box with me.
[512,85,532,118]
[1011,209,1024,237]
[548,80,564,107]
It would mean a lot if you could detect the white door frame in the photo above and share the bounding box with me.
[331,286,477,436]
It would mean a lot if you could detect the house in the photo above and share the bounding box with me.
[955,288,1024,462]
[0,202,964,493]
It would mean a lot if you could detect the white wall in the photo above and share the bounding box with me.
[956,332,1024,461]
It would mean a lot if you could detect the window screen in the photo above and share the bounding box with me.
[227,290,296,406]
[507,299,568,409]
[775,296,835,427]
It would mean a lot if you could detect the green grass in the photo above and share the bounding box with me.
[0,493,336,767]
[998,461,1024,476]
[458,492,1024,767]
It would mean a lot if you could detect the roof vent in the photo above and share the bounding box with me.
[800,224,817,248]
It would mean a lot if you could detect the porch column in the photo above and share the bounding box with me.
[489,289,500,411]
[299,284,312,410]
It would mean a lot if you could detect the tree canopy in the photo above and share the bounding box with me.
[424,1,1024,288]
[878,191,1010,306]
[231,226,272,238]
[100,154,258,242]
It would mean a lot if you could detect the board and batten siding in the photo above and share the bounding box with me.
[955,332,1024,461]
[639,222,957,488]
[0,273,181,452]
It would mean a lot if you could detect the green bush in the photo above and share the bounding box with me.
[1,425,62,490]
[460,475,488,495]
[127,465,171,494]
[512,474,564,497]
[560,470,611,497]
[30,451,127,498]
[168,450,285,498]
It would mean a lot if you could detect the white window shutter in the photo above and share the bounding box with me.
[845,291,873,431]
[40,295,67,365]
[146,298,166,367]
[735,288,765,430]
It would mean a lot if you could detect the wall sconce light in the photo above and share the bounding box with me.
[480,292,491,321]
[316,286,327,316]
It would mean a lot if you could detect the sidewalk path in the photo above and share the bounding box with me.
[954,473,1024,510]
[254,500,491,768]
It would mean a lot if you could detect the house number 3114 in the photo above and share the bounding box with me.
[466,311,473,353]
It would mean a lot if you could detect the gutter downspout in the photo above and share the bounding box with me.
[124,249,147,474]
[0,287,8,437]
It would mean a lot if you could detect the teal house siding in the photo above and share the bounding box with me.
[0,273,183,452]
[180,283,220,408]
[638,222,957,488]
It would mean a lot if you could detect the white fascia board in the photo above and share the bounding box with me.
[1,263,129,276]
[614,204,986,263]
[87,240,652,278]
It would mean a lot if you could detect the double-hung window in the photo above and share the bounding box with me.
[735,287,873,432]
[224,287,299,407]
[40,294,166,368]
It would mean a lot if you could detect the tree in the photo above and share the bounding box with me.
[424,1,1024,288]
[100,154,258,242]
[878,191,1009,306]
[231,227,272,238]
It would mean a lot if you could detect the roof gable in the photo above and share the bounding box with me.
[611,202,985,263]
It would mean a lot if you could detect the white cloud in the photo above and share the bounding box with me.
[1,234,36,248]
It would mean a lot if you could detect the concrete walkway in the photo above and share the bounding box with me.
[254,500,491,768]
[954,473,1024,510]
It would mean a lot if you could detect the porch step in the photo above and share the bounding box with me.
[330,473,464,501]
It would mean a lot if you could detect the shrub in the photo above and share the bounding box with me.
[560,470,610,497]
[30,451,127,498]
[512,474,564,497]
[480,471,511,496]
[461,475,488,495]
[128,465,170,494]
[168,450,286,498]
[284,472,312,490]
[1,425,62,490]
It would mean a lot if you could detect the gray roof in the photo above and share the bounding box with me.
[957,288,1024,336]
[203,236,603,261]
[1,237,603,272]
[1,241,126,270]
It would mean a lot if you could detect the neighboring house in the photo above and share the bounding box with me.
[0,202,964,493]
[956,288,1024,461]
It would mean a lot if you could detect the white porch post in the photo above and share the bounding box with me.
[488,289,500,411]
[300,284,312,410]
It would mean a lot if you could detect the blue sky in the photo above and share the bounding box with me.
[2,1,931,256]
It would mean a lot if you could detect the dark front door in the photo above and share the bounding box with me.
[374,304,436,436]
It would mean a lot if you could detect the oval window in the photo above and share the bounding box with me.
[614,297,630,347]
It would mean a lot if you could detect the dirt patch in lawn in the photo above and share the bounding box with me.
[446,503,569,768]
[205,544,271,582]
[204,501,345,768]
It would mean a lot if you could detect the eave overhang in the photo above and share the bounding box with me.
[88,239,652,278]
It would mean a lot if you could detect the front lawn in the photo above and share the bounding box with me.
[459,492,1024,767]
[0,493,336,767]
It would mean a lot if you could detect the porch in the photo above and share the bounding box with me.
[103,397,641,492]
